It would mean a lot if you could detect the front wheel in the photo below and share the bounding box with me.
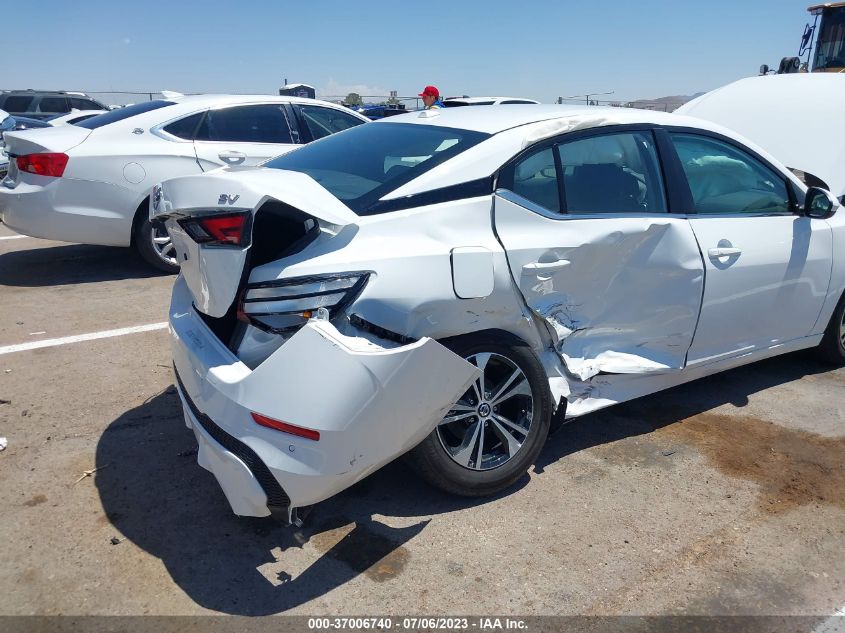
[134,215,179,274]
[817,294,845,365]
[406,334,551,497]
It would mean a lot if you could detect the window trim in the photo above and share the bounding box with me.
[151,110,209,142]
[498,124,672,217]
[660,125,800,217]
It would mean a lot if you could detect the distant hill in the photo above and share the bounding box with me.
[621,92,706,112]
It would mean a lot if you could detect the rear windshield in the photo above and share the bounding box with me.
[263,122,489,215]
[76,100,175,129]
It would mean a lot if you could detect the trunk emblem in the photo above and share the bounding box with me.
[218,194,240,205]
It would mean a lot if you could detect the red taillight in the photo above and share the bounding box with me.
[179,213,248,246]
[251,412,320,441]
[16,153,69,177]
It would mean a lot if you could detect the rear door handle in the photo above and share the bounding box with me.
[708,247,742,258]
[218,151,246,165]
[524,259,571,272]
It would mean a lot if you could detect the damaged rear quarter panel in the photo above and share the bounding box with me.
[248,197,550,351]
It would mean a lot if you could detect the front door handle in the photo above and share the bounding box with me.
[218,151,246,165]
[708,247,742,258]
[524,259,571,272]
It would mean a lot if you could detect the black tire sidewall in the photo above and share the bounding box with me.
[134,215,179,274]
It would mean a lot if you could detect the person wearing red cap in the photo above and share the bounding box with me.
[419,85,445,110]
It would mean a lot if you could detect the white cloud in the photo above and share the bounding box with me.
[123,38,131,45]
[316,77,391,99]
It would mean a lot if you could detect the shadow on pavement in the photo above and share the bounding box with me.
[0,243,170,287]
[96,389,521,615]
[536,351,836,472]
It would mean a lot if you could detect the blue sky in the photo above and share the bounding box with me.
[5,1,812,105]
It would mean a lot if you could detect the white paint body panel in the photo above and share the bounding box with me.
[686,215,832,364]
[450,247,495,299]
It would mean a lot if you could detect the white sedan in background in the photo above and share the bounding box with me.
[153,105,844,524]
[0,95,368,271]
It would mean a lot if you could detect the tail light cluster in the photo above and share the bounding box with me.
[16,153,69,177]
[238,272,370,333]
[178,212,251,247]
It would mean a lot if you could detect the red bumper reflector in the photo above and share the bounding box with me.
[251,412,320,441]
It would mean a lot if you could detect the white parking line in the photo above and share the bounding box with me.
[0,235,27,240]
[0,322,168,355]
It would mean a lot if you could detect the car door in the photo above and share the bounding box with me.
[494,128,705,381]
[668,131,833,365]
[192,103,299,170]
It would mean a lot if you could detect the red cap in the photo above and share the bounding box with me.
[418,85,440,98]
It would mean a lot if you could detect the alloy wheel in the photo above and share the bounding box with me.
[151,222,177,267]
[437,352,534,471]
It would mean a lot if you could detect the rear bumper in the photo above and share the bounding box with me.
[168,275,478,518]
[0,177,137,246]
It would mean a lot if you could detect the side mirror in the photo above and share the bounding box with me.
[804,187,839,219]
[759,64,770,75]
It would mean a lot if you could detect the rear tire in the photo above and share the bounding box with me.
[406,333,551,497]
[817,293,845,365]
[133,204,179,274]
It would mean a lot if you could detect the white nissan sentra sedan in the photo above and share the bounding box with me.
[0,95,367,271]
[152,105,844,525]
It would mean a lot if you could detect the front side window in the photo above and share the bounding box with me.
[297,105,365,141]
[557,131,667,214]
[813,8,845,70]
[671,133,790,215]
[264,122,489,215]
[196,104,293,144]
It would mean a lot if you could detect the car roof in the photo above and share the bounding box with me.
[169,94,344,108]
[376,104,716,135]
[444,96,539,104]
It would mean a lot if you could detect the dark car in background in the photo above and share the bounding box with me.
[0,90,108,120]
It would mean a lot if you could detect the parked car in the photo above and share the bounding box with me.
[443,96,539,107]
[0,95,368,271]
[0,109,12,180]
[152,105,844,524]
[0,90,109,121]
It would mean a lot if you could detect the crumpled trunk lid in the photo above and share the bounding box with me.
[153,167,359,318]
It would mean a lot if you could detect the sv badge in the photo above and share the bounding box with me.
[218,194,240,205]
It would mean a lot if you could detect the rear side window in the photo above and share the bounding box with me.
[37,97,69,113]
[297,105,365,141]
[163,112,205,140]
[557,131,667,213]
[70,97,104,111]
[670,133,790,215]
[264,122,489,215]
[76,100,175,129]
[195,104,293,143]
[511,147,560,212]
[1,96,34,112]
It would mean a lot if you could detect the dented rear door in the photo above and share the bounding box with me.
[493,130,704,381]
